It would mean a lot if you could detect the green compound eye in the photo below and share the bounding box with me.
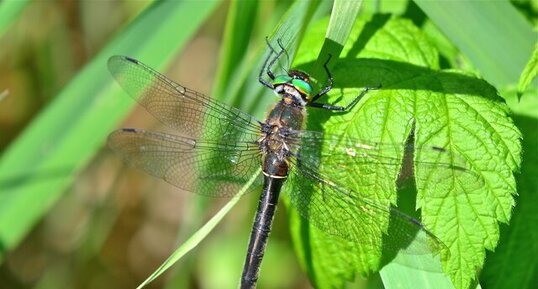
[272,75,292,86]
[291,79,313,96]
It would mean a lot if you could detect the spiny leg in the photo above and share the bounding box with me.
[266,38,286,78]
[309,84,382,112]
[276,38,291,73]
[259,37,276,88]
[310,54,334,103]
[259,37,288,88]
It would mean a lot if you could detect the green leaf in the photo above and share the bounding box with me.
[288,15,521,289]
[518,43,538,96]
[0,0,219,259]
[414,0,535,88]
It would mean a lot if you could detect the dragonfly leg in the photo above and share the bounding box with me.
[310,54,334,103]
[260,38,287,88]
[259,37,275,88]
[309,84,381,112]
[266,38,286,78]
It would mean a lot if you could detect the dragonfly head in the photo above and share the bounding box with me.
[273,70,313,106]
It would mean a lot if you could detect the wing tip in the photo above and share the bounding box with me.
[109,128,142,134]
[124,56,139,64]
[107,128,142,143]
[120,128,140,133]
[107,55,139,67]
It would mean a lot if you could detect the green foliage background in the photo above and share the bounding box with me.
[0,1,535,289]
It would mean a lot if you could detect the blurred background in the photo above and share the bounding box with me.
[0,1,535,289]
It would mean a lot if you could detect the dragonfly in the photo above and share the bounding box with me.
[107,40,467,288]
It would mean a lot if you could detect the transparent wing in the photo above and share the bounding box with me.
[107,55,261,138]
[107,56,265,197]
[290,130,478,192]
[108,129,263,197]
[287,160,445,258]
[284,129,476,258]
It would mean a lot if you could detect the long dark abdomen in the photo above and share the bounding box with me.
[240,176,285,288]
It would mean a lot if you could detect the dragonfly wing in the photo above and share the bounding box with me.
[108,128,263,197]
[107,56,265,197]
[292,130,478,193]
[108,56,261,138]
[283,129,462,260]
[286,162,445,257]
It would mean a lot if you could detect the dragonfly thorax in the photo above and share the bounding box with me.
[258,100,304,178]
[258,126,292,178]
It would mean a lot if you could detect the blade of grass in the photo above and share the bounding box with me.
[326,0,362,45]
[309,0,363,82]
[212,0,259,102]
[0,0,30,37]
[0,0,219,259]
[414,0,535,88]
[136,169,261,289]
